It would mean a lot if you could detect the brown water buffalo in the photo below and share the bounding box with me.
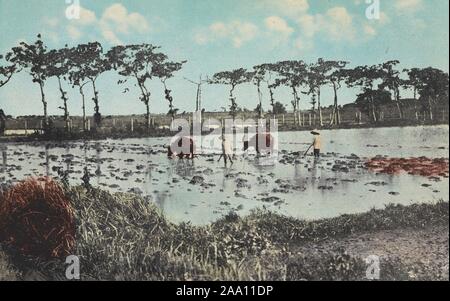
[167,136,195,159]
[243,133,275,154]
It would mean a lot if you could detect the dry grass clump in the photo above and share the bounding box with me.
[0,178,75,259]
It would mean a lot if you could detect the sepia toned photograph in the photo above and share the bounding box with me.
[0,0,448,287]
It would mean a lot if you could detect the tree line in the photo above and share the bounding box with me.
[209,59,449,125]
[0,34,185,132]
[0,34,449,133]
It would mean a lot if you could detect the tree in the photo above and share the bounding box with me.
[378,60,404,119]
[343,65,383,123]
[413,67,449,121]
[70,42,110,127]
[153,60,186,119]
[0,54,17,88]
[7,34,51,128]
[254,103,263,114]
[67,48,90,132]
[307,59,329,126]
[403,68,421,100]
[251,65,266,118]
[47,46,71,131]
[355,89,392,120]
[271,60,308,125]
[107,44,166,129]
[403,68,422,120]
[209,68,253,120]
[326,60,349,126]
[271,101,287,114]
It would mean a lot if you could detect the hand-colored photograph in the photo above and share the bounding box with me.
[0,0,448,284]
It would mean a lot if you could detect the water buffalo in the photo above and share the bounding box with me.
[243,133,275,154]
[167,136,195,159]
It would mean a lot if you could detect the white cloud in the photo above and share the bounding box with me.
[274,0,309,16]
[61,3,150,44]
[363,24,377,36]
[323,7,355,41]
[297,14,317,37]
[67,25,82,40]
[265,16,294,37]
[296,7,356,42]
[99,3,150,44]
[77,6,97,26]
[195,20,258,48]
[395,0,423,12]
[101,28,123,45]
[43,17,59,28]
[294,37,313,50]
[101,3,149,35]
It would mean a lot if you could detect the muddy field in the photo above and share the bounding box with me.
[0,125,448,225]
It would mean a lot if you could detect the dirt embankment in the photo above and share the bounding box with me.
[293,225,449,280]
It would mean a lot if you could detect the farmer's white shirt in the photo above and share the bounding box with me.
[313,136,321,149]
[222,139,233,155]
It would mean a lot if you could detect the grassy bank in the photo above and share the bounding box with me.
[0,186,448,281]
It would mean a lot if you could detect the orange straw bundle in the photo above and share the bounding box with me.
[0,177,75,258]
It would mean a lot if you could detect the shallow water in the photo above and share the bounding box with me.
[1,125,448,225]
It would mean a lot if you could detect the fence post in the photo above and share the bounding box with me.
[131,118,134,132]
[87,119,91,131]
[282,114,285,125]
[24,120,28,135]
[308,114,311,126]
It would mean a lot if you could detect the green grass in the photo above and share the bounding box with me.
[1,186,448,281]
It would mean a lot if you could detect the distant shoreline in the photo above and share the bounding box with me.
[0,119,448,144]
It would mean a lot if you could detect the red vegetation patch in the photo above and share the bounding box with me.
[0,177,75,259]
[365,157,449,178]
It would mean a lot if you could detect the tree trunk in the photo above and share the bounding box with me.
[370,96,377,123]
[428,96,434,121]
[79,85,87,132]
[230,85,237,121]
[91,79,101,127]
[39,81,48,129]
[317,87,323,127]
[257,84,263,118]
[394,88,403,119]
[58,77,70,132]
[292,86,298,126]
[330,83,339,126]
[146,101,150,129]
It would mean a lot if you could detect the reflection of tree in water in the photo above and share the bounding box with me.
[0,145,7,173]
[170,159,195,178]
[144,164,153,196]
[154,190,170,213]
[44,144,50,177]
[94,142,102,183]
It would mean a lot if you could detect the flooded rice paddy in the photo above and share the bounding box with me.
[1,125,448,225]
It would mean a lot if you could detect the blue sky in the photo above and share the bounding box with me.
[0,0,448,117]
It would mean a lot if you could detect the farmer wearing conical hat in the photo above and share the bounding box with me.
[310,130,321,158]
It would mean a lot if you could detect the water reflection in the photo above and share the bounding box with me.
[1,145,7,173]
